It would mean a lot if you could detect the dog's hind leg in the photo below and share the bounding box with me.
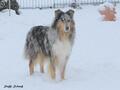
[61,66,65,80]
[29,60,34,75]
[37,54,45,73]
[40,60,44,73]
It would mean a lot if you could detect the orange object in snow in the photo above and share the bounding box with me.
[99,6,116,21]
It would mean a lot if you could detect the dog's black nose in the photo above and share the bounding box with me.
[66,27,69,30]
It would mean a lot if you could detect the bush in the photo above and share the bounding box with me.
[0,0,20,15]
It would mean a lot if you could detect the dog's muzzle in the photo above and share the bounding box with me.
[64,25,70,32]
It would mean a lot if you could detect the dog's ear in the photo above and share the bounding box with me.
[55,9,63,18]
[66,9,74,18]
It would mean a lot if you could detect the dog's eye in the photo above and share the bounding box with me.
[67,20,70,22]
[61,18,64,21]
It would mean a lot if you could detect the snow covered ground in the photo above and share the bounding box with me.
[0,4,120,90]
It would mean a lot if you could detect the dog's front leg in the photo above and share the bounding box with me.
[60,56,69,80]
[48,59,56,80]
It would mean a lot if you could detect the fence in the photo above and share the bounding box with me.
[17,0,120,9]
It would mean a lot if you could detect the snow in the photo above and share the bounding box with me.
[0,4,120,90]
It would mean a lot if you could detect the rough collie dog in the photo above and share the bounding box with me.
[24,9,75,80]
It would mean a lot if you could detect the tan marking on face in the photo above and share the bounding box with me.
[56,20,71,41]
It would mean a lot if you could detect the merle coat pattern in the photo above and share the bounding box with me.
[24,9,75,80]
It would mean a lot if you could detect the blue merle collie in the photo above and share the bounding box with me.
[24,9,75,80]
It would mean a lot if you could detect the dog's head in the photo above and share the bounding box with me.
[53,9,75,33]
